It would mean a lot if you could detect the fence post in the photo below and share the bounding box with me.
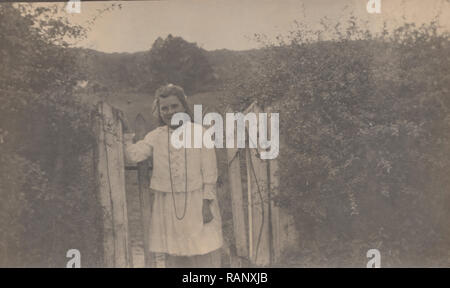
[134,114,154,267]
[96,101,132,267]
[226,107,249,266]
[268,152,282,263]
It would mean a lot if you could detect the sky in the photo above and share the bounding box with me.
[40,0,450,53]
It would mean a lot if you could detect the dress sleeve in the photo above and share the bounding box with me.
[125,131,154,163]
[201,144,218,200]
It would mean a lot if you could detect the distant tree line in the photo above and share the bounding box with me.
[76,34,216,96]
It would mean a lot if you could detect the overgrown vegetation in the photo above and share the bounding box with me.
[227,19,450,267]
[0,3,102,267]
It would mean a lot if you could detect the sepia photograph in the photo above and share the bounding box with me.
[1,0,450,269]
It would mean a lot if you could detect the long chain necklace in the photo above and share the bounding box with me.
[167,125,188,220]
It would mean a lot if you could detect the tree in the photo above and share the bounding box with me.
[140,34,215,94]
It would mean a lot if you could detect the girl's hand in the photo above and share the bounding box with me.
[202,199,214,224]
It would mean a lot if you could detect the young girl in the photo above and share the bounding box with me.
[125,84,223,267]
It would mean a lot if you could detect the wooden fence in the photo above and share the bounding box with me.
[228,101,298,266]
[95,100,297,268]
[94,101,132,268]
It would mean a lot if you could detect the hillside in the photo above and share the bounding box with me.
[72,36,265,127]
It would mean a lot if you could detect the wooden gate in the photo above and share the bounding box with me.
[94,101,132,268]
[95,100,297,267]
[228,101,298,267]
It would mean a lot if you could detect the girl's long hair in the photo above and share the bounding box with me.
[152,84,194,126]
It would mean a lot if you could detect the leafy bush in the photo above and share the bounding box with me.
[0,4,103,267]
[227,19,450,267]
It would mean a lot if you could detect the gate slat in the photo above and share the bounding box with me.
[135,114,154,267]
[96,101,132,267]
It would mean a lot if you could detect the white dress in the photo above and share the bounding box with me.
[126,121,223,256]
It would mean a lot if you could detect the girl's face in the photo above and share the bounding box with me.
[159,94,185,126]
